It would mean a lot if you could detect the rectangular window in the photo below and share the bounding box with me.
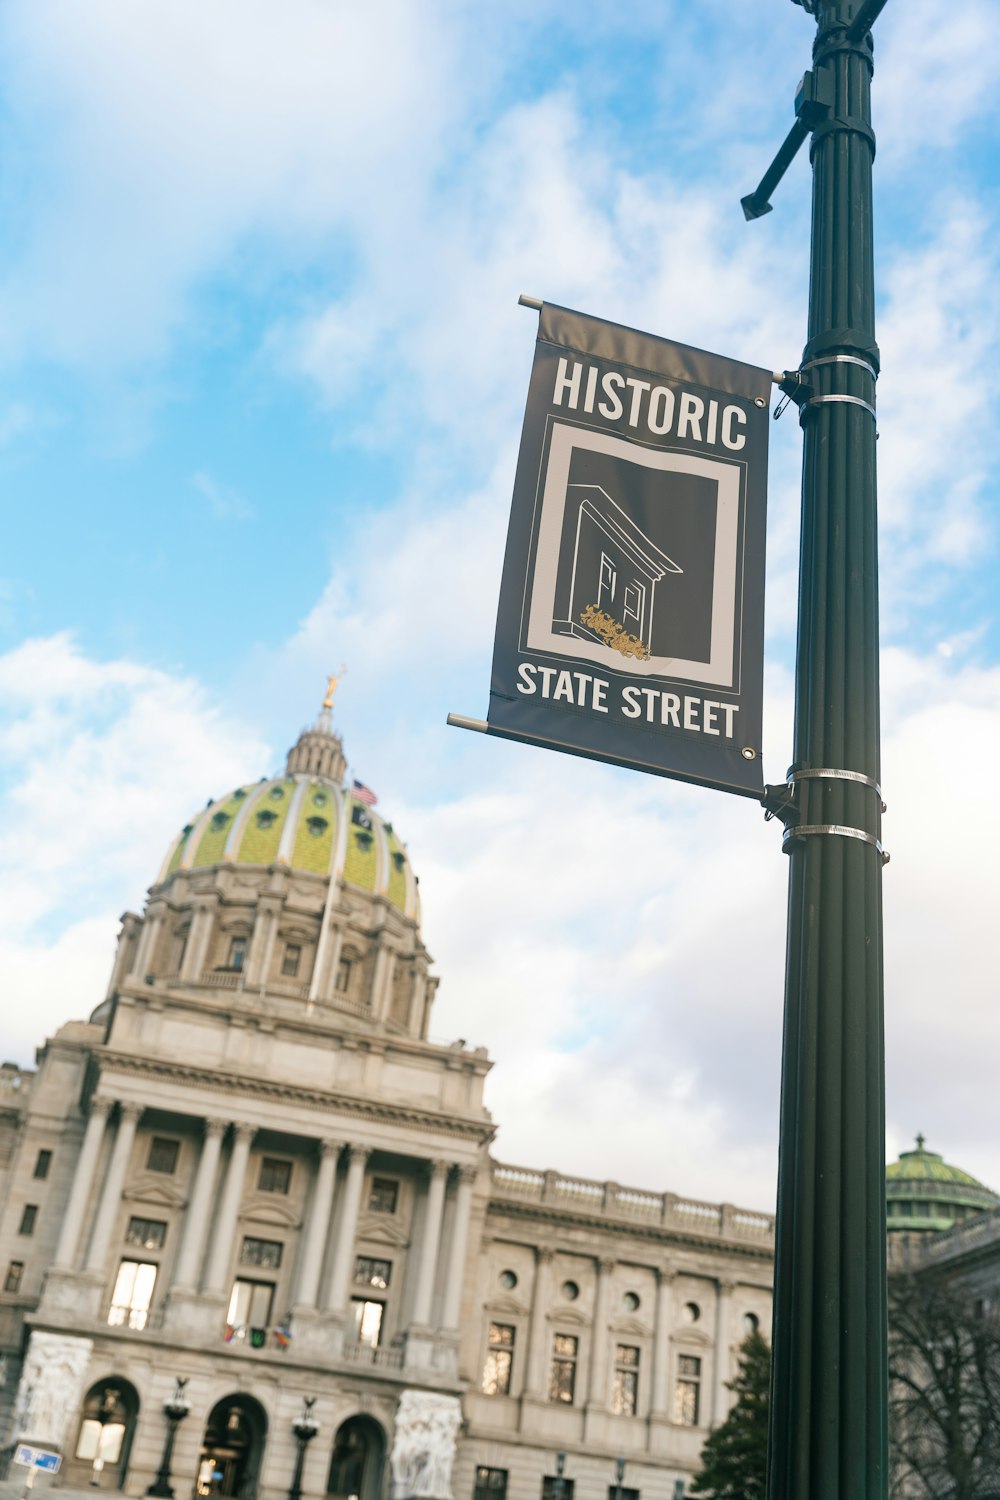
[226,1278,274,1346]
[228,935,247,971]
[368,1177,398,1214]
[549,1332,578,1404]
[350,1297,385,1348]
[281,943,302,977]
[673,1354,701,1427]
[258,1157,292,1194]
[4,1261,24,1294]
[108,1259,157,1330]
[240,1237,283,1269]
[612,1344,640,1416]
[125,1216,167,1251]
[354,1255,392,1288]
[33,1149,52,1180]
[147,1137,179,1174]
[482,1323,515,1396]
[542,1481,575,1500]
[606,1489,639,1500]
[335,956,352,993]
[473,1469,508,1500]
[18,1204,37,1236]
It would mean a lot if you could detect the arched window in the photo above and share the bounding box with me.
[73,1379,140,1489]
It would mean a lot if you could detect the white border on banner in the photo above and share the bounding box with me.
[525,421,744,689]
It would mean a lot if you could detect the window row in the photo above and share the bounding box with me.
[482,1323,703,1425]
[476,1471,649,1500]
[137,1139,401,1216]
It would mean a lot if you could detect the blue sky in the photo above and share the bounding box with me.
[2,0,1000,1210]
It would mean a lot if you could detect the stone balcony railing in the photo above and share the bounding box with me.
[490,1161,775,1243]
[887,1208,1000,1274]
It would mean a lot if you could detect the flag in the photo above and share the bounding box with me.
[273,1325,292,1348]
[351,779,377,807]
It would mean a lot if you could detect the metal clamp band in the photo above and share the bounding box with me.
[799,353,878,382]
[783,823,889,864]
[787,766,885,807]
[805,393,877,419]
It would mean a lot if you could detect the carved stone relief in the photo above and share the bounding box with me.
[12,1330,94,1448]
[390,1389,461,1500]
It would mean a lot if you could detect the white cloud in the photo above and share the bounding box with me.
[192,469,254,522]
[0,633,268,1056]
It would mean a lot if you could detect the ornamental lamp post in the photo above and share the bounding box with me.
[742,1,892,1497]
[146,1378,191,1499]
[288,1398,319,1500]
[613,1454,625,1500]
[553,1451,567,1500]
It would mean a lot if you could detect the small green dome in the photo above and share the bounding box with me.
[154,708,418,921]
[886,1135,999,1232]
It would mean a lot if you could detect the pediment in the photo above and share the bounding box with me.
[484,1294,528,1318]
[609,1315,650,1338]
[672,1327,711,1349]
[123,1177,188,1209]
[239,1196,302,1228]
[356,1216,410,1248]
[545,1306,589,1328]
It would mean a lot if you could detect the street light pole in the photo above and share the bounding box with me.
[745,1,891,1496]
[147,1379,191,1500]
[288,1399,319,1500]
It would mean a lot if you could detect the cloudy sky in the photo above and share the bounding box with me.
[2,0,999,1213]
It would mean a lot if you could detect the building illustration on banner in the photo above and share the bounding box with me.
[552,483,683,661]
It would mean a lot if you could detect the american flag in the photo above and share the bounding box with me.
[352,778,378,807]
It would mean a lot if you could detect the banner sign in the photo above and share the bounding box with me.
[486,302,771,796]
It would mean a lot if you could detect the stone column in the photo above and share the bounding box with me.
[130,902,167,978]
[324,1146,371,1314]
[53,1099,113,1268]
[368,940,392,1021]
[650,1268,675,1417]
[587,1257,615,1408]
[179,894,219,982]
[524,1247,556,1397]
[294,1140,342,1308]
[246,896,281,987]
[171,1119,227,1290]
[84,1104,142,1272]
[412,1160,449,1328]
[440,1167,476,1332]
[203,1125,255,1295]
[712,1278,736,1425]
[105,913,141,999]
[314,924,344,1003]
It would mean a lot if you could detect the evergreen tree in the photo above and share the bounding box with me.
[689,1330,770,1500]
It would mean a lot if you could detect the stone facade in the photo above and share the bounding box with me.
[0,711,775,1500]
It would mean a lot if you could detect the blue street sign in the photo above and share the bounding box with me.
[14,1446,62,1472]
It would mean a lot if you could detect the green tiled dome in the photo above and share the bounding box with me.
[886,1136,999,1233]
[155,708,419,921]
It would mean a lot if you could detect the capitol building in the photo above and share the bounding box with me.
[0,699,996,1500]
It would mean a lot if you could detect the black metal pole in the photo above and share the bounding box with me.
[766,1,889,1496]
[146,1417,182,1500]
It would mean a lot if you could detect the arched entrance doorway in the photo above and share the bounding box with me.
[196,1394,268,1500]
[327,1416,386,1500]
[69,1377,140,1489]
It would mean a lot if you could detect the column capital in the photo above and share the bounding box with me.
[231,1123,256,1145]
[118,1103,144,1125]
[318,1138,344,1161]
[427,1158,450,1181]
[346,1144,372,1168]
[655,1266,678,1287]
[537,1247,556,1267]
[596,1255,616,1275]
[453,1164,478,1186]
[144,899,170,920]
[717,1275,738,1294]
[89,1096,115,1121]
[203,1117,229,1139]
[190,890,221,912]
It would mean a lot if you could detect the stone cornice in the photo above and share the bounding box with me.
[97,1051,496,1145]
[486,1196,774,1262]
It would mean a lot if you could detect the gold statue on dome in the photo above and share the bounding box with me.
[323,665,347,711]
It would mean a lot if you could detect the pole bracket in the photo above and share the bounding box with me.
[762,766,889,861]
